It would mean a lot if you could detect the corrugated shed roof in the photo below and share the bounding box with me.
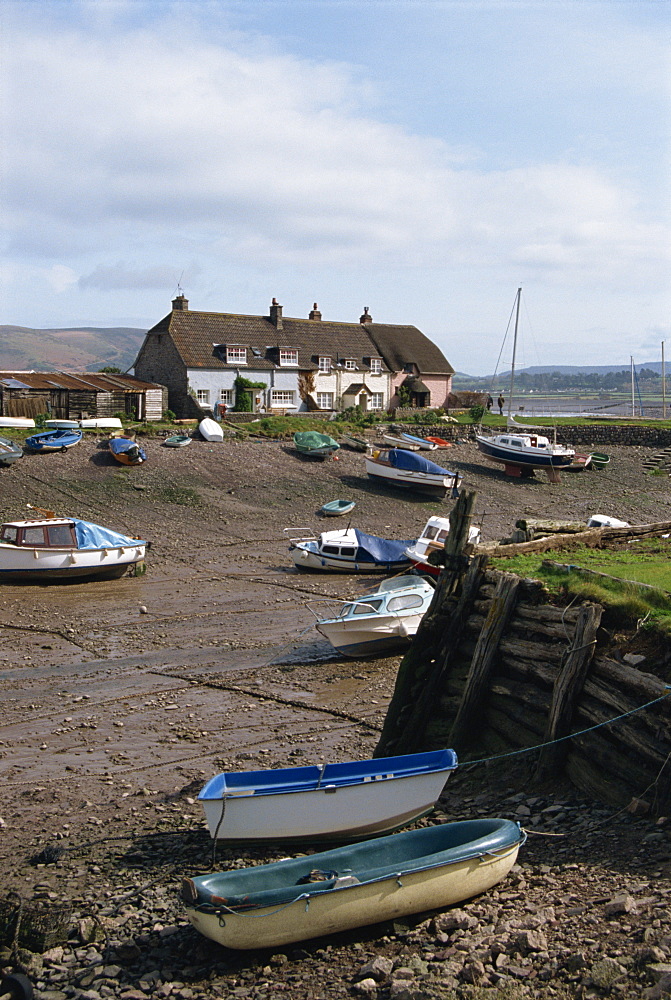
[0,371,162,391]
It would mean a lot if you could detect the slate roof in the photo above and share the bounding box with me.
[146,307,453,376]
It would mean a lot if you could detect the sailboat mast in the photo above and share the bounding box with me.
[507,287,522,421]
[631,357,635,417]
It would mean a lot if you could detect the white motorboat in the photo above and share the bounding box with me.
[197,748,458,843]
[0,416,35,429]
[0,516,147,582]
[287,526,412,573]
[199,417,224,442]
[405,515,481,577]
[365,449,462,499]
[586,514,631,528]
[309,575,435,657]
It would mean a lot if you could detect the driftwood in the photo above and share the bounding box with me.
[478,519,671,558]
[515,518,588,534]
[450,573,520,745]
[535,603,602,780]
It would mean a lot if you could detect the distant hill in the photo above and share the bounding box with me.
[0,325,146,373]
[455,362,665,382]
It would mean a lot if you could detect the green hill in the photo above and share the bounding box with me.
[0,325,146,373]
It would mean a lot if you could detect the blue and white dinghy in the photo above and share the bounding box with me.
[288,526,413,572]
[182,818,525,949]
[198,748,457,843]
[365,448,462,499]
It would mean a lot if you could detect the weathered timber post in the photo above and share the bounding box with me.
[535,601,602,781]
[449,572,520,746]
[375,492,486,757]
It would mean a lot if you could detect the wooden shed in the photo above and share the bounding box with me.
[0,371,166,422]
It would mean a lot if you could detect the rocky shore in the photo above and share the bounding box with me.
[0,433,670,999]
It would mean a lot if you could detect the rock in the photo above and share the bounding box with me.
[515,928,548,952]
[352,979,378,994]
[643,973,671,1000]
[589,956,627,988]
[604,893,637,917]
[356,956,393,982]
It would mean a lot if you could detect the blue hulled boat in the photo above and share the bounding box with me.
[25,428,83,452]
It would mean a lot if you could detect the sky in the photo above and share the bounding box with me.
[1,0,670,375]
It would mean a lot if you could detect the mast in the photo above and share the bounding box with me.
[507,287,522,421]
[662,341,667,419]
[631,357,635,417]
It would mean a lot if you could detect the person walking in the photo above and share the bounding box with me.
[497,395,505,415]
[486,395,493,411]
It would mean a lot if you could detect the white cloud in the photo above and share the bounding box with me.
[47,265,78,293]
[79,262,197,291]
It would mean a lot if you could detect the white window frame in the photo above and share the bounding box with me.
[226,346,247,364]
[219,389,233,404]
[369,358,382,375]
[344,358,357,370]
[318,356,331,373]
[369,392,384,411]
[316,392,334,410]
[270,389,295,407]
[279,349,299,366]
[196,389,210,405]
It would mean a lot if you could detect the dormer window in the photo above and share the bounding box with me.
[226,346,247,364]
[318,356,331,373]
[344,359,357,370]
[279,349,299,366]
[370,358,382,375]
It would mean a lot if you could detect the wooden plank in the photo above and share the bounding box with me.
[535,602,602,780]
[450,573,520,745]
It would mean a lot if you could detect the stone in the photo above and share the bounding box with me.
[643,973,671,1000]
[589,957,626,988]
[356,956,393,982]
[515,928,548,952]
[604,894,637,917]
[352,979,378,994]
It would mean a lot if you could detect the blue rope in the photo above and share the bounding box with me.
[463,687,671,766]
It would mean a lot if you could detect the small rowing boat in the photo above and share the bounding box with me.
[199,417,224,442]
[108,436,147,466]
[293,431,340,459]
[383,434,419,450]
[198,749,457,843]
[0,437,23,467]
[163,434,192,448]
[0,416,35,429]
[341,433,369,452]
[25,428,83,452]
[182,817,525,949]
[400,432,438,450]
[425,436,452,448]
[365,449,462,500]
[320,499,356,517]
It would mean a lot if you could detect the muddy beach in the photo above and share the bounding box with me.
[0,433,670,999]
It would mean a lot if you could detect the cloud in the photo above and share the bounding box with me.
[47,265,78,293]
[79,262,198,291]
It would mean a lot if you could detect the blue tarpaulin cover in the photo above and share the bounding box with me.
[387,449,453,475]
[73,519,146,550]
[352,528,412,564]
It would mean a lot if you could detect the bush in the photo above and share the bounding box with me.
[469,404,486,423]
[163,409,176,422]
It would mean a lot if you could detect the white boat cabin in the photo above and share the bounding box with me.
[493,433,552,451]
[1,519,78,548]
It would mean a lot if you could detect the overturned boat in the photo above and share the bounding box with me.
[182,817,524,949]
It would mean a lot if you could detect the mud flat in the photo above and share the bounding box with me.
[0,436,669,998]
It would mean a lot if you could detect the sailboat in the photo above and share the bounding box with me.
[475,289,575,479]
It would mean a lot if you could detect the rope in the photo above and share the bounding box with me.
[462,688,671,768]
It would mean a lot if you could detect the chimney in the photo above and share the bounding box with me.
[360,306,372,324]
[270,297,283,330]
[172,294,189,311]
[309,302,322,321]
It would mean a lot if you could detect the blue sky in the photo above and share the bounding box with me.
[1,0,669,374]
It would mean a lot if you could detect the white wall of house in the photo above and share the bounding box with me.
[186,368,300,411]
[312,368,389,411]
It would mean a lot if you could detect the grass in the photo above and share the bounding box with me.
[495,538,671,634]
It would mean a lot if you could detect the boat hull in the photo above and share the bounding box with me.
[365,458,458,499]
[0,417,35,428]
[0,542,146,582]
[0,437,23,466]
[199,418,224,442]
[475,435,574,470]
[163,435,192,448]
[25,430,83,452]
[183,819,523,949]
[290,541,408,573]
[315,614,421,656]
[320,500,356,517]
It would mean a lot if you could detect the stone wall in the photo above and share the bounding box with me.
[395,422,671,448]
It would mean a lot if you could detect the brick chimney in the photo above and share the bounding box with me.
[360,306,372,324]
[172,294,189,311]
[270,297,283,330]
[309,302,322,321]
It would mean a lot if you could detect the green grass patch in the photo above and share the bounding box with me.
[495,538,671,633]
